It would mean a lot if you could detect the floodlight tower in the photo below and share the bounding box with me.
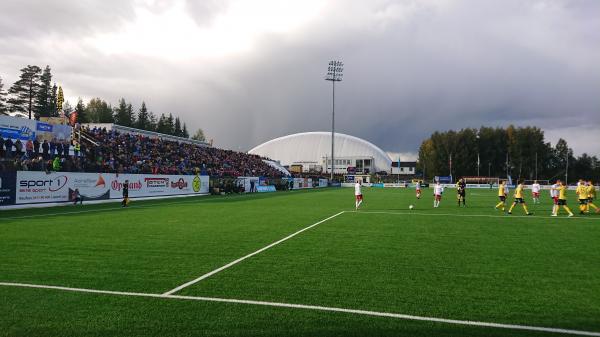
[325,60,343,182]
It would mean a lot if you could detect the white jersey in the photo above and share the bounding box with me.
[415,182,421,190]
[550,184,559,197]
[532,183,541,193]
[504,185,509,195]
[434,184,444,196]
[354,183,362,196]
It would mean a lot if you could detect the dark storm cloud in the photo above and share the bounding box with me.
[0,0,598,156]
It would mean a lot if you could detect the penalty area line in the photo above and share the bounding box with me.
[162,211,346,296]
[1,282,599,337]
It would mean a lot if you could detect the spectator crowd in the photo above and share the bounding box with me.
[0,127,284,177]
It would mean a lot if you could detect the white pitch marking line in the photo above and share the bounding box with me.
[351,210,600,221]
[1,282,599,337]
[162,211,346,296]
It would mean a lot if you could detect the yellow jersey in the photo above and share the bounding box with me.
[587,185,596,199]
[514,184,524,199]
[576,185,588,200]
[498,184,506,197]
[558,185,567,200]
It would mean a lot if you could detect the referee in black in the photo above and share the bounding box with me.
[122,180,129,207]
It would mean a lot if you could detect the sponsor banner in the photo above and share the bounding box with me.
[109,174,208,199]
[318,178,328,188]
[69,173,110,201]
[256,185,276,193]
[0,115,72,142]
[0,172,17,206]
[16,171,71,204]
[292,178,313,189]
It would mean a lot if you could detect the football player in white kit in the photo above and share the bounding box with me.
[355,179,363,210]
[415,181,421,199]
[531,180,541,204]
[550,180,559,216]
[433,181,444,208]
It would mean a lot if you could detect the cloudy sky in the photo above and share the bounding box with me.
[1,0,599,159]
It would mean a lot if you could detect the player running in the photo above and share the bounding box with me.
[456,178,466,207]
[576,179,588,215]
[586,180,599,213]
[550,180,560,216]
[415,181,421,199]
[433,181,443,208]
[531,180,541,204]
[508,180,532,215]
[553,179,574,217]
[354,179,363,210]
[495,180,507,212]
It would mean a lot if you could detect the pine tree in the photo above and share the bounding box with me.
[8,65,42,119]
[0,76,7,113]
[75,98,87,123]
[35,65,53,118]
[156,113,169,134]
[148,111,157,131]
[56,86,64,115]
[126,103,135,127]
[167,113,175,135]
[182,123,189,138]
[113,98,134,127]
[136,102,150,130]
[174,117,182,137]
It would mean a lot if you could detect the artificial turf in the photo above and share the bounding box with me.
[1,187,599,336]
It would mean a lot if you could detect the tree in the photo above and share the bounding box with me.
[0,76,7,113]
[148,111,158,131]
[191,128,206,142]
[63,100,73,116]
[113,98,134,127]
[86,98,114,123]
[75,98,87,123]
[182,123,189,138]
[167,113,174,135]
[174,117,182,137]
[35,65,53,118]
[8,65,42,119]
[136,102,150,130]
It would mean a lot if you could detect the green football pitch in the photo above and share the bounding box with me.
[1,187,600,337]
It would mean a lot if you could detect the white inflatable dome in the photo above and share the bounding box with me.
[249,132,392,173]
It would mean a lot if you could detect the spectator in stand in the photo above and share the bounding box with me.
[4,138,13,158]
[33,138,40,156]
[41,139,49,159]
[56,141,63,158]
[49,139,56,157]
[26,139,34,158]
[52,156,61,171]
[15,139,23,157]
[64,141,71,158]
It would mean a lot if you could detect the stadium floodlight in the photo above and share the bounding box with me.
[325,60,343,181]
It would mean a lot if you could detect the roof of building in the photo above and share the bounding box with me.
[248,132,392,172]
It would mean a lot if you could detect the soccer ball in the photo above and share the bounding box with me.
[409,205,414,210]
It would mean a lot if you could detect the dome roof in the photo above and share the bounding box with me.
[249,132,392,172]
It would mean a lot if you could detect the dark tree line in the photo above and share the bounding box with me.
[418,126,600,182]
[1,65,203,139]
